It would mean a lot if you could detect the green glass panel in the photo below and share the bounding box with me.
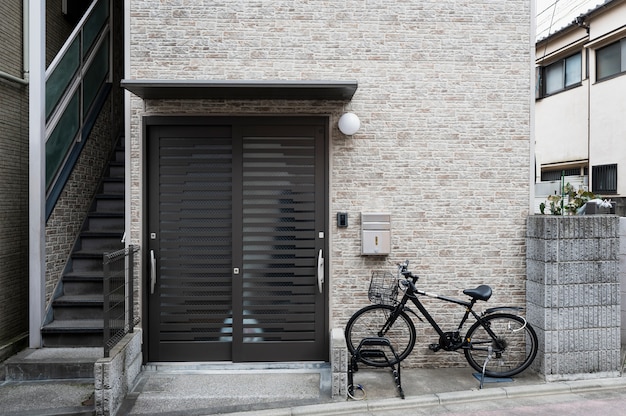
[83,0,109,57]
[46,92,80,189]
[83,36,109,117]
[46,38,80,120]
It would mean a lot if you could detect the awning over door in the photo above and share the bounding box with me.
[121,79,358,100]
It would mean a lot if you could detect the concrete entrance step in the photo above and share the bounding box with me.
[119,362,332,415]
[3,348,103,381]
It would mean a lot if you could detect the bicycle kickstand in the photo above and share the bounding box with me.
[479,346,493,390]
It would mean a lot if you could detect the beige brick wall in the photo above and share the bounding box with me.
[128,0,531,367]
[0,0,29,350]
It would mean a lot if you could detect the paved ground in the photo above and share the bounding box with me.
[2,363,626,415]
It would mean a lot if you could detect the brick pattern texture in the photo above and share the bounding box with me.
[128,0,531,367]
[0,0,29,350]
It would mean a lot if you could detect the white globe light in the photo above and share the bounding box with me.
[338,113,360,135]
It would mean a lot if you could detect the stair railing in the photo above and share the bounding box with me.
[103,245,140,358]
[45,0,111,220]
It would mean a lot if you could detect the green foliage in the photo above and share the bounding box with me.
[541,183,596,215]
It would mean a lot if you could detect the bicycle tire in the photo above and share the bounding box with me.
[345,304,416,367]
[464,313,538,378]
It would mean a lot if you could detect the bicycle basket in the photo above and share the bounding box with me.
[368,271,399,305]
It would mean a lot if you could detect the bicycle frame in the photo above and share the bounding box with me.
[386,276,506,352]
[346,262,538,382]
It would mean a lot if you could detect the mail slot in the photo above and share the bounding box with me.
[361,213,391,255]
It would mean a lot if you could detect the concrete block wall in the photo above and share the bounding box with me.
[95,330,143,416]
[330,328,347,398]
[128,0,532,368]
[527,215,621,380]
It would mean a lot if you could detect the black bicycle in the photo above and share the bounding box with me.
[345,261,538,378]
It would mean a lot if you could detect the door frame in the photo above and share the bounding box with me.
[140,115,330,363]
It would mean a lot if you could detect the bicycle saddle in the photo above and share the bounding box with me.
[463,285,492,301]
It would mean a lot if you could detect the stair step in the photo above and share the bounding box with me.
[52,295,104,320]
[71,251,115,272]
[63,271,105,280]
[108,162,124,178]
[62,271,104,296]
[114,148,125,163]
[101,177,124,194]
[42,319,103,329]
[84,212,124,232]
[40,325,104,348]
[42,136,126,349]
[54,294,104,305]
[78,232,124,251]
[4,348,102,381]
[94,194,124,213]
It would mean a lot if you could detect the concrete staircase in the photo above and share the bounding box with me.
[41,139,125,348]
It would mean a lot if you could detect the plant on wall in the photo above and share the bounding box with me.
[539,183,596,215]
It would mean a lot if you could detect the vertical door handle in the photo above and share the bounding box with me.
[150,250,157,294]
[317,249,324,294]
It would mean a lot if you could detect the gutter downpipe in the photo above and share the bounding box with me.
[0,0,29,85]
[28,0,46,348]
[23,0,29,83]
[124,0,131,251]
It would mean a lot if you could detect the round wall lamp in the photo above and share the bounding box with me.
[338,112,361,135]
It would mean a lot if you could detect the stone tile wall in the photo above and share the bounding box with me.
[128,0,532,368]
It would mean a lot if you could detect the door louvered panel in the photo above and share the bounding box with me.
[149,126,233,361]
[147,118,328,363]
[239,134,317,346]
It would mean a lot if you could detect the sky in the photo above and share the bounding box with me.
[536,0,605,40]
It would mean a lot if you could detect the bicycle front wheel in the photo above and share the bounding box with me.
[345,304,416,367]
[464,313,538,378]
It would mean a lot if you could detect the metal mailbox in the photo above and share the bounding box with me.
[361,213,391,255]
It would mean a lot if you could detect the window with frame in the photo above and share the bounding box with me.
[539,52,582,97]
[592,164,617,194]
[596,38,626,81]
[541,167,586,181]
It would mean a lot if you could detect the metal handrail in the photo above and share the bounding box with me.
[103,245,140,358]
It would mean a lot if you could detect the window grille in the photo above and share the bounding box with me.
[592,164,617,194]
[541,168,583,182]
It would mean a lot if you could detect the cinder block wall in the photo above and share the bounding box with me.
[0,0,29,359]
[128,0,532,368]
[527,215,621,380]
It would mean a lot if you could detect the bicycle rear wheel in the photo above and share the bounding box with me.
[345,304,416,367]
[464,313,538,378]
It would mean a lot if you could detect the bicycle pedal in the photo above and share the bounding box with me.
[428,343,441,352]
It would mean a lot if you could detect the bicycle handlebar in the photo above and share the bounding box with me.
[397,260,418,283]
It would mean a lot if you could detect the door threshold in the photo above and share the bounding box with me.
[142,361,330,373]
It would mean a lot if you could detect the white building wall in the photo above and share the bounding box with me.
[535,0,626,207]
[535,82,588,168]
[127,0,532,368]
[588,69,626,196]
